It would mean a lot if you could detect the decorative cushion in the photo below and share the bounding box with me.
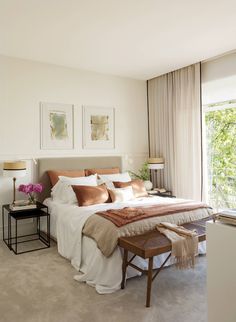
[85,167,120,176]
[109,186,135,203]
[72,184,110,207]
[113,179,148,198]
[48,170,85,186]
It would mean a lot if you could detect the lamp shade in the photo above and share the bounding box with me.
[148,157,164,170]
[3,161,27,178]
[148,157,164,164]
[148,163,164,170]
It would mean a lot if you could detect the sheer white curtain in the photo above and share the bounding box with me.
[148,63,202,201]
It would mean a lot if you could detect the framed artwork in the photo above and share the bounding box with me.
[83,106,115,149]
[40,102,74,150]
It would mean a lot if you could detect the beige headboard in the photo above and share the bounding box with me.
[37,156,122,202]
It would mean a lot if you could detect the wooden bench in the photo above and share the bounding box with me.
[118,217,209,307]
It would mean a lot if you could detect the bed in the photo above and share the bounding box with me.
[38,156,211,294]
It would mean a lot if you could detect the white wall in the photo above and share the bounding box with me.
[202,52,236,105]
[0,55,148,234]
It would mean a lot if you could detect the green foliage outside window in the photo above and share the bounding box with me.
[205,105,236,210]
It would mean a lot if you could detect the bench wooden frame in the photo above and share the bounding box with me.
[118,218,209,307]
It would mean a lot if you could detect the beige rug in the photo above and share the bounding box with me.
[0,241,207,322]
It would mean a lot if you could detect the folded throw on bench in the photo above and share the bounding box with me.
[156,222,198,269]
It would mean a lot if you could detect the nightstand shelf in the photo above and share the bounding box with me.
[2,201,50,255]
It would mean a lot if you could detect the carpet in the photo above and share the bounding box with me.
[0,241,207,322]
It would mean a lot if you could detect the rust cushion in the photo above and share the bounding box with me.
[85,167,120,176]
[48,170,85,187]
[113,179,148,198]
[72,184,110,206]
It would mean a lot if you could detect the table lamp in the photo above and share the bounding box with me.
[3,161,27,204]
[148,158,164,190]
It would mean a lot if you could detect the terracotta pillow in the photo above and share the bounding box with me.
[113,179,148,198]
[48,170,85,187]
[72,184,110,206]
[85,167,120,176]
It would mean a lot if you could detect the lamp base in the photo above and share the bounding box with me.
[12,177,16,204]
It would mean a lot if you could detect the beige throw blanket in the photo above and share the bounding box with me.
[83,206,211,257]
[156,222,198,269]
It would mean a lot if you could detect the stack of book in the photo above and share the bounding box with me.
[217,209,236,226]
[10,200,37,211]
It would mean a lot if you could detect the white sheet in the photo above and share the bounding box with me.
[43,197,207,294]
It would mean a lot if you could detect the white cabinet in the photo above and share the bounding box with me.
[207,221,236,322]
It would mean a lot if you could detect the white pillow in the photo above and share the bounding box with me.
[59,174,98,186]
[109,186,134,203]
[99,172,131,189]
[51,180,77,204]
[51,174,98,204]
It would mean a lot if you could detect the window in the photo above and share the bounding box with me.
[203,100,236,210]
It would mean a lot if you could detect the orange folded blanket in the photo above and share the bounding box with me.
[96,201,209,227]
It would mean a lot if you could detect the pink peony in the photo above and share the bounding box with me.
[18,184,27,193]
[18,183,43,195]
[25,183,34,194]
[33,183,43,193]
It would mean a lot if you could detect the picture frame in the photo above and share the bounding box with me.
[82,106,115,149]
[40,102,74,150]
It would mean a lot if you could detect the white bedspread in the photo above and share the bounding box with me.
[43,197,207,294]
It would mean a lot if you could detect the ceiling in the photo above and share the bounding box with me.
[1,0,236,80]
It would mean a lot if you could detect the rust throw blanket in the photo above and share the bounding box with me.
[96,201,209,227]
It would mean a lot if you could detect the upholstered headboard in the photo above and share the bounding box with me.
[37,156,122,202]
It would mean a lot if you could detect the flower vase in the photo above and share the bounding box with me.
[144,180,153,191]
[28,194,36,205]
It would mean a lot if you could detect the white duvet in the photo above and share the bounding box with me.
[43,196,207,294]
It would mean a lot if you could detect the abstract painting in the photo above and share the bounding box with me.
[83,106,115,149]
[90,115,109,141]
[40,102,74,149]
[50,111,68,140]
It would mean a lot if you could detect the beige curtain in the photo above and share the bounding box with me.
[148,63,202,201]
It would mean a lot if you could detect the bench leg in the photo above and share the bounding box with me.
[146,256,153,307]
[121,249,128,289]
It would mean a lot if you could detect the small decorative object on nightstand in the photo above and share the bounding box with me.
[148,190,176,198]
[18,183,43,205]
[2,201,50,255]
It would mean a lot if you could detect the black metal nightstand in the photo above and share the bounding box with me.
[2,201,50,255]
[148,190,176,198]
